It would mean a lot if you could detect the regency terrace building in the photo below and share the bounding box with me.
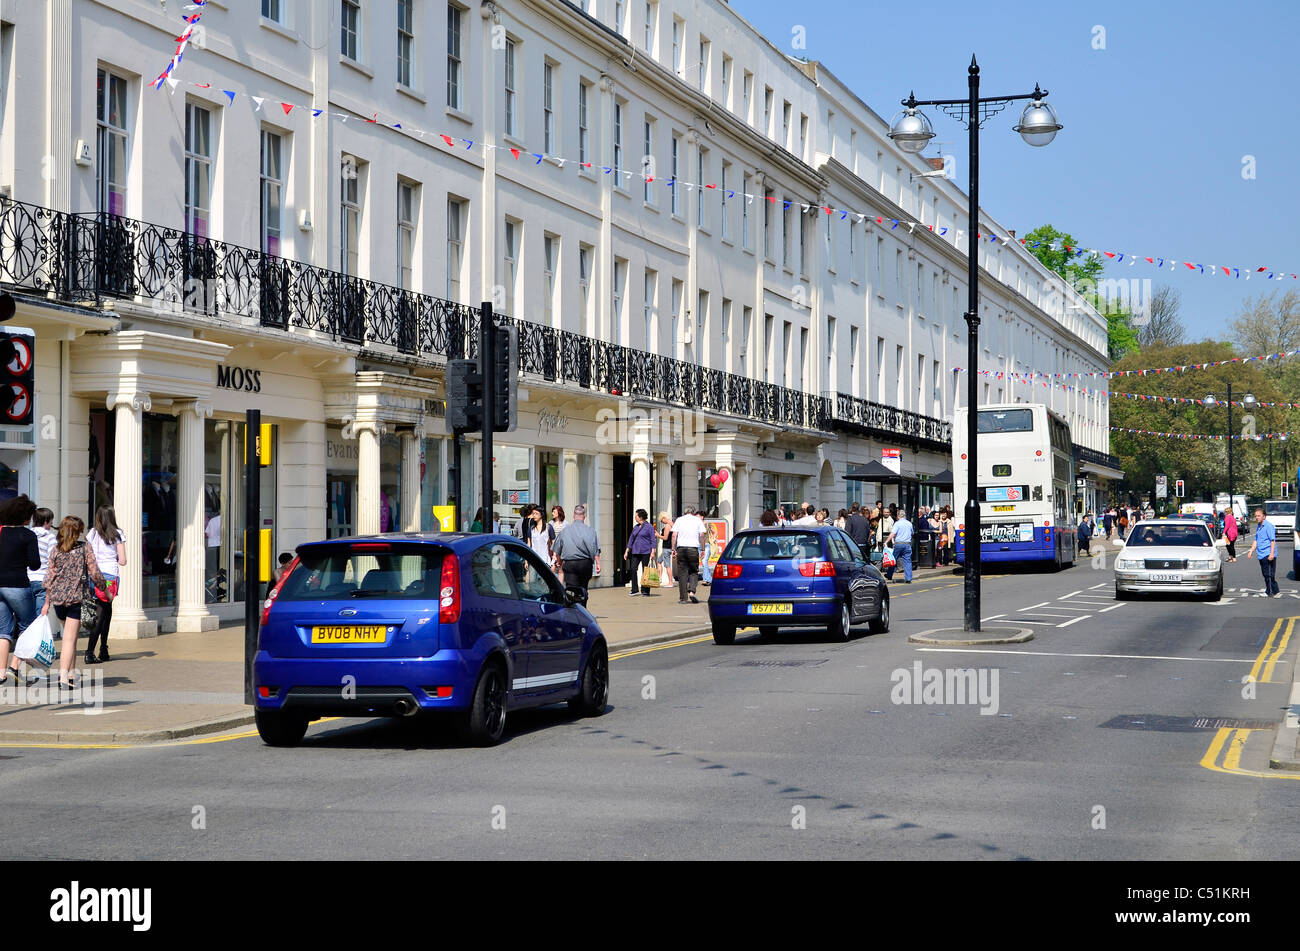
[0,0,1117,636]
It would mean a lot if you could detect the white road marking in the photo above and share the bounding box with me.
[981,614,1005,621]
[1089,583,1108,589]
[1024,601,1051,610]
[1058,590,1083,599]
[1012,609,1087,617]
[915,647,1253,664]
[1056,615,1090,628]
[1098,603,1125,612]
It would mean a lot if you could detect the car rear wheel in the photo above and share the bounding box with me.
[757,625,777,639]
[457,661,508,746]
[569,641,609,716]
[255,709,309,748]
[712,621,736,645]
[869,595,890,634]
[829,600,852,642]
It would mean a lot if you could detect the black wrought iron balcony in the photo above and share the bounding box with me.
[832,392,953,450]
[1073,443,1122,473]
[0,197,833,433]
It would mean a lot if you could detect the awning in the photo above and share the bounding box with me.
[1079,461,1125,481]
[920,467,954,488]
[843,461,919,485]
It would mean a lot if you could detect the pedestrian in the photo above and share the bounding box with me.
[84,505,126,665]
[656,511,675,587]
[935,508,952,566]
[0,495,41,686]
[41,516,108,691]
[272,552,294,584]
[29,506,56,616]
[1117,508,1129,540]
[1224,508,1239,562]
[876,504,895,557]
[834,508,847,530]
[845,502,871,553]
[813,508,828,525]
[515,503,534,540]
[525,505,555,570]
[1103,507,1113,539]
[885,509,914,583]
[760,509,779,527]
[470,507,485,533]
[624,509,657,596]
[1078,512,1092,556]
[1246,507,1280,598]
[792,504,817,527]
[551,503,601,593]
[671,504,707,604]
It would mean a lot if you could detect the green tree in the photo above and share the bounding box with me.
[1108,341,1296,502]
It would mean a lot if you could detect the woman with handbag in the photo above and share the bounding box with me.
[42,516,108,690]
[624,509,657,597]
[85,506,126,665]
[0,496,41,686]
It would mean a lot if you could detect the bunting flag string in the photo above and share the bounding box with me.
[1108,426,1296,441]
[956,347,1300,380]
[157,76,1299,281]
[149,1,209,92]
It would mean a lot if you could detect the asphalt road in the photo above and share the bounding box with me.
[2,546,1297,861]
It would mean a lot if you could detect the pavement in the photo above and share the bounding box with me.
[0,561,963,745]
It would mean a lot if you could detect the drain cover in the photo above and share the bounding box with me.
[710,658,829,669]
[1101,714,1276,732]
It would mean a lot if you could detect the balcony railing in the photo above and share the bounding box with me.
[0,197,959,442]
[833,393,952,449]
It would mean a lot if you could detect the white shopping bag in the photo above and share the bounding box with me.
[14,614,57,669]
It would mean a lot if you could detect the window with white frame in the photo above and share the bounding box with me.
[741,172,750,250]
[578,80,590,164]
[740,305,751,376]
[849,326,859,396]
[643,118,655,204]
[397,180,416,290]
[763,86,773,137]
[259,129,283,255]
[916,354,925,411]
[644,1,656,52]
[612,0,624,35]
[670,278,683,359]
[781,321,791,386]
[613,258,627,343]
[799,208,810,274]
[613,100,624,180]
[721,56,731,108]
[825,208,832,270]
[800,328,808,391]
[446,197,464,301]
[933,359,941,417]
[742,70,753,122]
[697,37,709,92]
[543,233,558,326]
[825,316,836,392]
[261,0,283,22]
[720,162,729,241]
[340,155,363,275]
[764,314,774,382]
[781,101,791,149]
[696,146,707,229]
[341,0,360,61]
[670,134,680,215]
[895,345,904,407]
[696,290,708,363]
[542,62,555,154]
[848,219,857,282]
[799,113,808,161]
[826,108,835,157]
[643,269,657,350]
[503,39,517,136]
[579,244,594,336]
[184,102,212,238]
[721,298,732,372]
[895,249,904,299]
[782,201,792,270]
[397,0,414,87]
[446,4,463,109]
[875,336,884,402]
[96,68,129,217]
[763,186,773,259]
[671,18,683,76]
[503,218,519,314]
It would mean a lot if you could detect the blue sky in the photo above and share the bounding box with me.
[735,0,1300,348]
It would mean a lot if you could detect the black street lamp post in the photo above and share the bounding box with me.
[889,56,1061,632]
[1205,385,1254,507]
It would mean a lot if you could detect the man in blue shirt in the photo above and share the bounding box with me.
[886,513,915,583]
[1247,507,1280,597]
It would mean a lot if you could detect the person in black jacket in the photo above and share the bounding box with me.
[0,495,41,686]
[845,502,872,552]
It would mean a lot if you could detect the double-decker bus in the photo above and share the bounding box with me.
[952,403,1077,568]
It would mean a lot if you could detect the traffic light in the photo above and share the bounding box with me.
[0,331,34,426]
[445,358,483,433]
[1176,479,1185,498]
[491,321,517,433]
[1283,482,1290,499]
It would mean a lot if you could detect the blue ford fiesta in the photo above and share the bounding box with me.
[707,526,890,644]
[253,533,609,747]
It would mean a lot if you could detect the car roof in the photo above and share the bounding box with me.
[297,532,517,553]
[735,525,838,534]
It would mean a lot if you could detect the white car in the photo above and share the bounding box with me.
[1264,500,1295,539]
[1114,519,1224,601]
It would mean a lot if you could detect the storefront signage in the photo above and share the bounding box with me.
[538,408,570,437]
[216,365,262,393]
[703,519,729,570]
[882,448,902,475]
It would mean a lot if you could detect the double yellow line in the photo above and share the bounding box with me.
[1200,616,1299,779]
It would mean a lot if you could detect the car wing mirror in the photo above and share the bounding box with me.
[564,585,588,607]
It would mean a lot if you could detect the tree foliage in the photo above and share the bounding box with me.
[1135,286,1186,351]
[1108,341,1297,503]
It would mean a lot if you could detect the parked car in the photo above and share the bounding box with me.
[1114,519,1224,601]
[707,526,890,644]
[252,533,609,747]
[1264,500,1296,540]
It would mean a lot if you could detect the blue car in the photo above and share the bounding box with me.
[253,533,609,747]
[707,526,890,645]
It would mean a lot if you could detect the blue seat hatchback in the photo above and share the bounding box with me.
[707,526,890,644]
[253,533,609,746]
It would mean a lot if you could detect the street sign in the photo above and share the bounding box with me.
[1156,475,1167,499]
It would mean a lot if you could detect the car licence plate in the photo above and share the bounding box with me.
[748,603,793,615]
[311,625,387,643]
[1150,573,1181,583]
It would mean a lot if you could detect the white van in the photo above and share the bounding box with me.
[1264,500,1296,539]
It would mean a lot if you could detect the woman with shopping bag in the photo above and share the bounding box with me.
[0,495,41,687]
[41,516,108,690]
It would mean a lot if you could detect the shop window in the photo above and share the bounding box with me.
[204,419,277,604]
[380,432,404,532]
[492,444,532,535]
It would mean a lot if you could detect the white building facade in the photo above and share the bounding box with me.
[0,0,1115,635]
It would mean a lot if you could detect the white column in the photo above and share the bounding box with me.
[46,0,72,211]
[355,420,385,535]
[655,456,673,518]
[716,450,735,531]
[400,426,423,531]
[561,449,579,515]
[735,463,751,530]
[631,418,652,519]
[107,391,158,639]
[175,400,218,632]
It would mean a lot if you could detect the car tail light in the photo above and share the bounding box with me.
[260,556,299,627]
[713,562,742,579]
[257,686,275,699]
[439,554,461,624]
[351,543,392,551]
[1043,519,1051,527]
[798,560,836,577]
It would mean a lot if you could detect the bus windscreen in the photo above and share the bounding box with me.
[977,409,1034,434]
